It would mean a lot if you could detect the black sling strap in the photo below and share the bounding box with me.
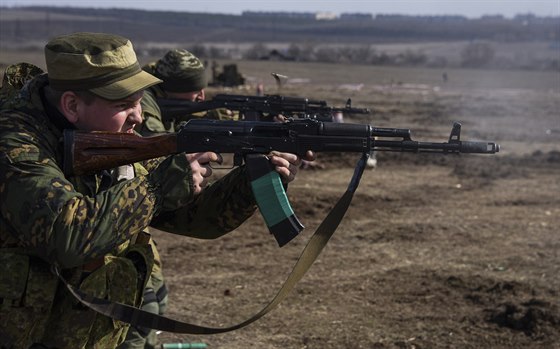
[54,153,369,334]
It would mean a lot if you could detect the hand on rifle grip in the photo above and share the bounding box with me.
[186,152,222,194]
[268,150,315,183]
[272,114,288,123]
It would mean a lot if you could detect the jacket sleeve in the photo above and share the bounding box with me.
[150,166,257,239]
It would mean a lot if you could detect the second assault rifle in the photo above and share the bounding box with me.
[64,118,499,247]
[157,94,371,121]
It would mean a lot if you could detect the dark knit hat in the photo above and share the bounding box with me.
[153,49,207,93]
[45,32,161,100]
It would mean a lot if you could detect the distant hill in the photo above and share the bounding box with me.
[1,6,558,71]
[1,6,558,45]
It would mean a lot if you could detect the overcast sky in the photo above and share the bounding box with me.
[1,0,558,18]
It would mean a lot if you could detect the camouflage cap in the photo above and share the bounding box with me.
[45,32,161,100]
[154,49,207,93]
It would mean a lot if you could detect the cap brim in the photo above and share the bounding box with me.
[89,70,161,100]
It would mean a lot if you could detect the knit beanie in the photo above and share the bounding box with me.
[153,49,207,93]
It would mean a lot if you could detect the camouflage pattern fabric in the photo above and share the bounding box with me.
[119,168,167,349]
[0,63,44,110]
[156,49,204,72]
[1,63,44,89]
[0,74,257,348]
[153,49,207,93]
[150,165,257,236]
[41,246,154,349]
[0,63,44,109]
[0,249,58,347]
[0,62,44,109]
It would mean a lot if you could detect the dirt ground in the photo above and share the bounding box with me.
[148,80,559,349]
[2,48,557,349]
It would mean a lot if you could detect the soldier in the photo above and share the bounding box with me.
[0,32,310,349]
[137,49,234,137]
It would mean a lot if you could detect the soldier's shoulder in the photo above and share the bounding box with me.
[1,62,44,90]
[140,88,161,118]
[1,63,45,108]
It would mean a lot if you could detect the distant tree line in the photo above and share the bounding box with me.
[1,6,558,44]
[1,6,559,71]
[143,41,559,71]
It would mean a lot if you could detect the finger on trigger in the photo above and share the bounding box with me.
[198,152,217,164]
[216,153,224,165]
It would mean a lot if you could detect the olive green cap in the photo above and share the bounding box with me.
[45,32,161,100]
[153,49,207,93]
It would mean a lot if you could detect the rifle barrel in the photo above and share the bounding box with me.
[373,140,499,154]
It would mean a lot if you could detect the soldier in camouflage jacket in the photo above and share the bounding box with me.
[0,32,306,349]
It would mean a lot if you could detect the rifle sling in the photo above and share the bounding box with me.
[53,153,369,334]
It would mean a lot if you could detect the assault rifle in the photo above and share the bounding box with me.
[157,94,370,121]
[63,119,499,247]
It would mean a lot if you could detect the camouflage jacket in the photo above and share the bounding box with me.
[0,73,257,348]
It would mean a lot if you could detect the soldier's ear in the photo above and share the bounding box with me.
[59,91,80,124]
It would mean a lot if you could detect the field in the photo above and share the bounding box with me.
[151,62,560,348]
[2,53,560,348]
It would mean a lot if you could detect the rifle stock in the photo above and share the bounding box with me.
[63,130,177,176]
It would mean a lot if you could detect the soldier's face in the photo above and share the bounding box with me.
[73,91,144,133]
